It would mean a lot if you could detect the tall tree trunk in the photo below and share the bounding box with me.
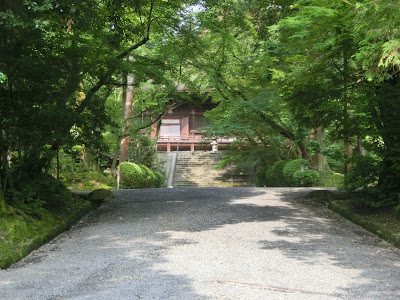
[120,58,135,162]
[111,135,122,172]
[356,136,365,156]
[82,144,92,171]
[344,141,353,173]
[0,130,15,191]
[56,149,60,179]
[311,127,329,172]
[342,39,353,174]
[297,140,309,161]
[0,186,7,215]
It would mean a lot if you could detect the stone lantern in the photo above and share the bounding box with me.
[211,139,218,152]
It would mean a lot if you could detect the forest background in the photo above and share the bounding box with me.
[1,0,400,218]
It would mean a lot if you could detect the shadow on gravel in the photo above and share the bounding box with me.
[100,187,400,299]
[85,188,400,299]
[3,187,399,299]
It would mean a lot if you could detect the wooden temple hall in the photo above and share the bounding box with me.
[150,101,234,152]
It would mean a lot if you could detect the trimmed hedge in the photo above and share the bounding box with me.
[283,159,308,186]
[293,169,320,187]
[119,162,165,189]
[154,171,166,188]
[119,162,144,188]
[138,165,156,188]
[281,159,320,187]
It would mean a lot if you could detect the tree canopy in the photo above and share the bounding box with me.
[1,0,400,212]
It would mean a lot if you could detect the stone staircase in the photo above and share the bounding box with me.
[173,151,251,187]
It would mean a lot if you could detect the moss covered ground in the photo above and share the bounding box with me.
[0,195,91,269]
[62,171,115,191]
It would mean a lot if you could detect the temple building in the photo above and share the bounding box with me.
[150,101,234,152]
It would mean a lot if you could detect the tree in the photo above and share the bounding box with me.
[352,0,400,205]
[0,0,197,209]
[185,0,309,165]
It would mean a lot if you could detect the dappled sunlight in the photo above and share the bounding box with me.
[1,188,399,299]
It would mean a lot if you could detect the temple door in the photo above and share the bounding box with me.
[180,117,189,140]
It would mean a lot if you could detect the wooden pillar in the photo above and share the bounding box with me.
[167,143,171,152]
[191,143,195,152]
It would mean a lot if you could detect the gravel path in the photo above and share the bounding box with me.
[1,187,399,299]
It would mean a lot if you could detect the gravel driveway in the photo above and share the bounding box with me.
[1,187,399,299]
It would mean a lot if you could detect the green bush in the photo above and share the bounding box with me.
[10,173,76,213]
[265,160,288,187]
[293,169,320,187]
[255,166,268,187]
[119,162,144,188]
[138,165,156,188]
[342,154,398,208]
[343,155,380,192]
[153,171,165,188]
[283,159,309,186]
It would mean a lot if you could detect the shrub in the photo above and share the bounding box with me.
[343,155,380,192]
[343,154,398,208]
[265,160,288,187]
[293,169,320,187]
[153,171,165,188]
[119,162,144,188]
[255,166,268,187]
[138,165,156,188]
[283,159,309,186]
[10,173,76,213]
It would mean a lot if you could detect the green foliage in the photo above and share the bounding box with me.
[266,160,288,187]
[62,172,115,191]
[9,174,75,213]
[138,165,156,188]
[0,0,195,212]
[318,172,344,187]
[282,159,309,186]
[153,171,166,188]
[119,162,164,189]
[344,154,399,209]
[293,169,320,187]
[0,193,90,269]
[119,162,144,189]
[128,136,158,168]
[343,155,381,193]
[255,166,268,187]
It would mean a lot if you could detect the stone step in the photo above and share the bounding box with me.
[172,151,250,187]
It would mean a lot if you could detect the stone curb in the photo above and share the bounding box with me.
[0,200,92,270]
[328,200,400,248]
